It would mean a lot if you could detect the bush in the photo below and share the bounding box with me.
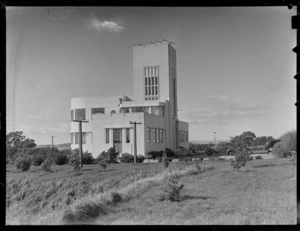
[82,152,94,164]
[137,155,145,163]
[31,154,45,166]
[148,151,163,159]
[41,157,52,172]
[255,156,262,160]
[279,130,296,151]
[161,173,184,202]
[54,153,69,165]
[120,153,134,163]
[165,148,174,157]
[15,157,31,172]
[111,192,123,204]
[98,159,107,169]
[70,157,81,171]
[107,147,118,163]
[231,152,246,172]
[273,142,293,158]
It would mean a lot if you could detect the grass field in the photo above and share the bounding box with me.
[6,158,296,225]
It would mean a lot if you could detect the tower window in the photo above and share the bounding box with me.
[144,65,159,101]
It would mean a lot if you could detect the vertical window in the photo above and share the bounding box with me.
[156,129,159,143]
[160,130,163,143]
[71,133,73,144]
[71,110,74,121]
[145,87,148,95]
[126,128,130,143]
[75,133,79,144]
[161,130,164,143]
[153,129,156,143]
[106,129,109,144]
[113,128,122,143]
[82,132,86,144]
[147,128,150,143]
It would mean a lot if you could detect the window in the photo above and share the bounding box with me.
[126,128,130,143]
[161,130,164,143]
[113,128,122,143]
[73,132,86,144]
[153,128,156,143]
[144,65,159,101]
[106,129,109,144]
[147,128,150,143]
[156,129,159,143]
[160,129,163,143]
[82,132,86,144]
[75,108,86,120]
[71,110,74,121]
[71,133,74,144]
[91,108,105,117]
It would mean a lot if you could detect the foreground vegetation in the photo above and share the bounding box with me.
[6,157,296,225]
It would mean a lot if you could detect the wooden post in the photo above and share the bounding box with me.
[130,121,142,163]
[73,119,89,167]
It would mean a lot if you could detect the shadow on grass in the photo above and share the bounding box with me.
[182,195,217,201]
[241,169,257,173]
[98,169,115,173]
[253,162,290,168]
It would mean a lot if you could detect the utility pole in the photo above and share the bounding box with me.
[51,136,55,149]
[72,119,89,167]
[130,121,142,163]
[214,132,216,145]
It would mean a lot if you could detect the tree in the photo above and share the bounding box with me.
[230,131,256,171]
[6,131,36,148]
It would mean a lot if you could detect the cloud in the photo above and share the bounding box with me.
[88,17,125,32]
[178,95,270,126]
[26,115,43,120]
[18,123,70,135]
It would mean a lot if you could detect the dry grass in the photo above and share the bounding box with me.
[6,158,296,225]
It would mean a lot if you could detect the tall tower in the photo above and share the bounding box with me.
[132,41,178,119]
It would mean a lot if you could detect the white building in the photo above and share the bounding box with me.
[71,41,189,158]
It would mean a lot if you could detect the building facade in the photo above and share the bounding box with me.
[71,41,189,157]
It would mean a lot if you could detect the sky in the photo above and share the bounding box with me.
[6,6,297,145]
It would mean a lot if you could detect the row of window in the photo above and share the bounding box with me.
[71,108,109,121]
[180,131,188,143]
[147,128,164,143]
[105,128,130,144]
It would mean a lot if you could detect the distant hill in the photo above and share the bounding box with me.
[37,143,71,150]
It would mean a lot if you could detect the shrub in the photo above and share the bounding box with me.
[137,155,145,163]
[273,142,293,158]
[255,156,262,160]
[111,192,123,204]
[70,157,81,171]
[165,148,174,157]
[162,152,169,168]
[148,151,163,159]
[82,152,94,164]
[15,157,31,172]
[161,173,184,202]
[231,152,247,172]
[31,154,45,166]
[120,153,134,163]
[98,159,107,169]
[107,147,118,163]
[279,130,296,151]
[41,157,52,172]
[54,153,69,165]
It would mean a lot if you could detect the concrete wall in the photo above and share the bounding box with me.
[91,113,145,157]
[144,113,166,154]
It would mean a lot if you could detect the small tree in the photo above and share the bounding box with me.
[162,150,169,168]
[230,131,256,171]
[161,173,184,201]
[41,157,52,172]
[15,157,31,172]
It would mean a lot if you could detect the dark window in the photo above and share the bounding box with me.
[147,128,150,143]
[71,110,74,121]
[91,108,105,116]
[126,128,130,143]
[75,108,86,120]
[113,128,122,143]
[106,129,109,144]
[153,129,156,143]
